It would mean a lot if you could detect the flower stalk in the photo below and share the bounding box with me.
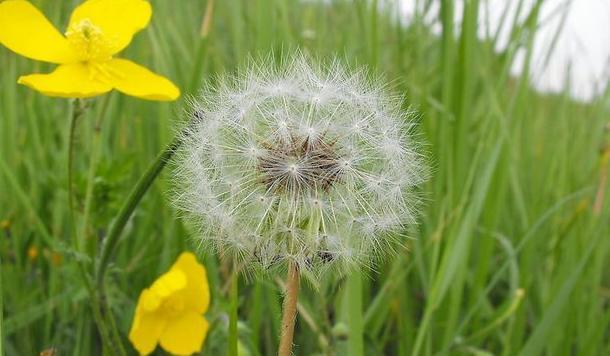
[68,99,86,225]
[92,136,183,355]
[80,96,110,254]
[66,99,113,353]
[278,263,300,356]
[95,136,182,287]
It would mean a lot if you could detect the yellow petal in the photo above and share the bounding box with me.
[18,63,112,98]
[148,269,187,300]
[106,59,180,101]
[69,0,152,55]
[140,289,162,313]
[159,313,209,356]
[0,0,78,63]
[172,252,211,314]
[129,298,166,355]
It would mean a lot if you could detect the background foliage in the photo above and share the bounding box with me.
[1,0,609,355]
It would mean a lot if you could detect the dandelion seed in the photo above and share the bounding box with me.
[174,54,426,275]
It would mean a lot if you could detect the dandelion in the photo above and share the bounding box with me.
[174,54,426,275]
[0,0,179,100]
[129,252,211,355]
[174,54,426,355]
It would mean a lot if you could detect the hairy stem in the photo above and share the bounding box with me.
[66,99,119,354]
[95,137,182,286]
[77,264,122,356]
[80,95,110,254]
[80,123,102,253]
[278,263,300,356]
[68,99,85,238]
[92,136,182,355]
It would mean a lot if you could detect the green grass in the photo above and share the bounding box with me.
[1,0,609,355]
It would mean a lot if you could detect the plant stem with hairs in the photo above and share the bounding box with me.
[96,136,183,287]
[68,99,86,232]
[80,106,105,254]
[91,136,182,354]
[66,99,121,354]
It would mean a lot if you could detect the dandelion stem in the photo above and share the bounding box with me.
[229,264,239,356]
[274,276,331,353]
[278,263,300,356]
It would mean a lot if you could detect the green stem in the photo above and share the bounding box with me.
[66,98,120,354]
[76,263,118,356]
[95,136,182,287]
[103,297,127,356]
[0,254,4,356]
[278,263,300,356]
[92,136,182,354]
[68,99,86,241]
[229,265,239,356]
[80,96,110,254]
[80,123,102,253]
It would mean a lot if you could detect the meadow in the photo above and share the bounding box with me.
[1,0,609,355]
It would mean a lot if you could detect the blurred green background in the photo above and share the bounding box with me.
[1,0,609,355]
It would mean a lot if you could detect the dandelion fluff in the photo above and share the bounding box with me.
[174,54,426,274]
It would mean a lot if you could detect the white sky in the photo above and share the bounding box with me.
[395,0,610,102]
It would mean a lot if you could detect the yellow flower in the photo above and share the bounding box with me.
[0,219,10,230]
[129,252,211,355]
[0,0,180,100]
[27,245,39,262]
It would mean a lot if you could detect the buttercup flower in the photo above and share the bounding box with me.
[174,54,426,275]
[0,0,179,100]
[129,252,210,355]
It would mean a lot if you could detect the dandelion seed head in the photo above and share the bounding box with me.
[174,54,426,275]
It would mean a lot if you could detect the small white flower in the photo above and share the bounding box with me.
[174,54,426,274]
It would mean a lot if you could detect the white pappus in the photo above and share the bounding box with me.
[173,54,426,275]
